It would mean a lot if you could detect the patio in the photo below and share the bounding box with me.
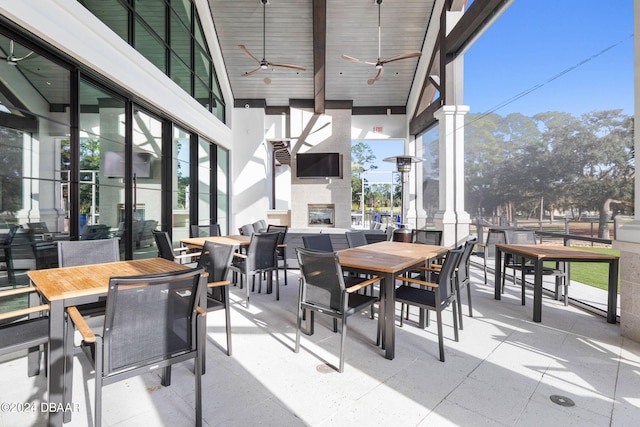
[1,265,639,426]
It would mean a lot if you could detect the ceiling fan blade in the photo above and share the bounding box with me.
[380,52,422,64]
[268,61,306,71]
[341,54,377,66]
[242,67,262,77]
[13,51,34,61]
[367,67,384,85]
[239,45,261,64]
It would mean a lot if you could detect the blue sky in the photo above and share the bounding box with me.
[464,0,634,117]
[366,0,634,176]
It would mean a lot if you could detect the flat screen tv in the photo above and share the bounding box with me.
[296,152,342,178]
[104,151,152,178]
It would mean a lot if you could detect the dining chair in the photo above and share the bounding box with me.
[345,231,367,248]
[395,247,463,362]
[152,230,201,265]
[501,230,566,305]
[197,240,234,356]
[190,223,222,238]
[0,224,17,284]
[0,286,49,377]
[228,232,280,308]
[302,234,333,252]
[66,268,206,427]
[385,224,397,241]
[411,229,443,245]
[477,229,507,285]
[295,247,381,373]
[252,219,267,233]
[238,224,255,236]
[58,238,120,267]
[267,224,289,286]
[455,237,477,329]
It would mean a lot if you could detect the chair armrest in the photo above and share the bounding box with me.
[0,286,40,298]
[67,306,96,343]
[345,276,382,294]
[0,304,49,322]
[233,253,247,260]
[196,306,207,317]
[174,251,201,261]
[396,276,439,288]
[207,280,231,288]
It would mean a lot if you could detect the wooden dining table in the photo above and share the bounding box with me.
[27,258,190,427]
[494,244,620,323]
[180,234,251,249]
[337,241,449,360]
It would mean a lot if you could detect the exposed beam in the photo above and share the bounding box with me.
[446,0,511,56]
[313,0,326,114]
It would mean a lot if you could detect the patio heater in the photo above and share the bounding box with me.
[383,155,423,241]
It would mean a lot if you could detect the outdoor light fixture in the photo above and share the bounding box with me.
[383,155,423,230]
[383,155,423,173]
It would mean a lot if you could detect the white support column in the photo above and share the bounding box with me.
[433,105,470,246]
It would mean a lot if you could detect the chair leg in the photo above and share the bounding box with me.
[224,287,232,356]
[452,300,459,342]
[246,274,251,308]
[94,339,103,427]
[195,349,203,427]
[283,257,288,286]
[456,281,464,330]
[436,308,444,362]
[338,316,347,373]
[467,282,473,317]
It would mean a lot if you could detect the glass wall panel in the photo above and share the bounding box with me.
[170,53,191,95]
[217,145,229,235]
[78,0,129,41]
[172,126,190,244]
[194,78,210,111]
[171,0,192,31]
[135,0,166,39]
[170,9,191,68]
[132,108,163,259]
[0,34,71,282]
[197,136,211,226]
[135,18,167,73]
[78,80,126,258]
[421,126,439,220]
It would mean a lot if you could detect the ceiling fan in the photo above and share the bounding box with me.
[342,0,422,85]
[0,40,34,65]
[239,0,306,84]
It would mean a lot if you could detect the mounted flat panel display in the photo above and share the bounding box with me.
[104,151,152,178]
[296,152,342,178]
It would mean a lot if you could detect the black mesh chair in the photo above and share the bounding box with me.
[295,248,380,373]
[455,237,477,329]
[80,224,111,240]
[0,224,17,284]
[267,224,289,286]
[67,268,206,427]
[345,231,368,248]
[58,238,120,267]
[0,286,49,377]
[302,234,333,252]
[395,247,463,362]
[152,230,200,265]
[412,229,443,245]
[228,232,280,308]
[190,223,222,238]
[197,241,234,355]
[501,230,566,305]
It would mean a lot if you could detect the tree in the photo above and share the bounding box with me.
[351,141,378,208]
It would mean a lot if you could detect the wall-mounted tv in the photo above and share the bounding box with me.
[104,151,152,178]
[296,152,342,179]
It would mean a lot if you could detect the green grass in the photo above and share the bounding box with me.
[556,247,620,293]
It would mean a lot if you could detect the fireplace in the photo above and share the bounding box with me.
[308,204,335,227]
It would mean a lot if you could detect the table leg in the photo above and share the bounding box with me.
[382,272,395,360]
[607,259,619,324]
[533,258,543,322]
[494,249,503,300]
[47,300,65,427]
